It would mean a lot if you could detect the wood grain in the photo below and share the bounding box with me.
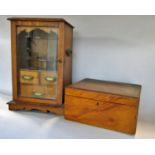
[65,95,138,134]
[40,71,57,85]
[20,84,56,99]
[7,18,74,113]
[68,78,141,98]
[8,100,64,115]
[20,69,39,85]
[11,21,18,100]
[65,87,139,106]
[8,17,74,28]
[64,79,141,135]
[63,24,73,89]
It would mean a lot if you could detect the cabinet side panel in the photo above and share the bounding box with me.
[63,24,73,88]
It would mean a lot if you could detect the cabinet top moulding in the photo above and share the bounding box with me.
[7,17,74,28]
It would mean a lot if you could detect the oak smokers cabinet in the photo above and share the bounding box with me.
[7,18,74,114]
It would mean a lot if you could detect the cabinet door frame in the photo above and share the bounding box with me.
[11,20,64,105]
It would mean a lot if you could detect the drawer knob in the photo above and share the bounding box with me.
[22,75,34,81]
[32,92,44,97]
[66,48,72,56]
[44,76,57,82]
[57,59,62,63]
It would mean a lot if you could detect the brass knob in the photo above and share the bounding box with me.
[44,76,57,82]
[57,59,62,63]
[32,91,44,97]
[22,75,34,81]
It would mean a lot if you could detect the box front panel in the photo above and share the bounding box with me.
[65,95,138,134]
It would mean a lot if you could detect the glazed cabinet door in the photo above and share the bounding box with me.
[12,21,63,105]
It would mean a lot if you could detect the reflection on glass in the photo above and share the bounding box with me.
[17,27,58,100]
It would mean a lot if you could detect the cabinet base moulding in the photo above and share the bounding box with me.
[7,101,64,115]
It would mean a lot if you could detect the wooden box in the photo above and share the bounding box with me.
[64,79,141,134]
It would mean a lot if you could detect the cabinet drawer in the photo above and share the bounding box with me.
[40,71,57,85]
[65,95,138,134]
[20,84,57,99]
[20,70,39,84]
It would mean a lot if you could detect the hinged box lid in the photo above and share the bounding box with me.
[65,78,141,106]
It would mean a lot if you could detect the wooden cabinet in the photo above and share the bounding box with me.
[7,18,74,115]
[64,79,141,134]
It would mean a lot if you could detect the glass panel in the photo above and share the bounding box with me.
[16,26,58,100]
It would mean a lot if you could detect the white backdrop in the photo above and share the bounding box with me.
[0,15,155,124]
